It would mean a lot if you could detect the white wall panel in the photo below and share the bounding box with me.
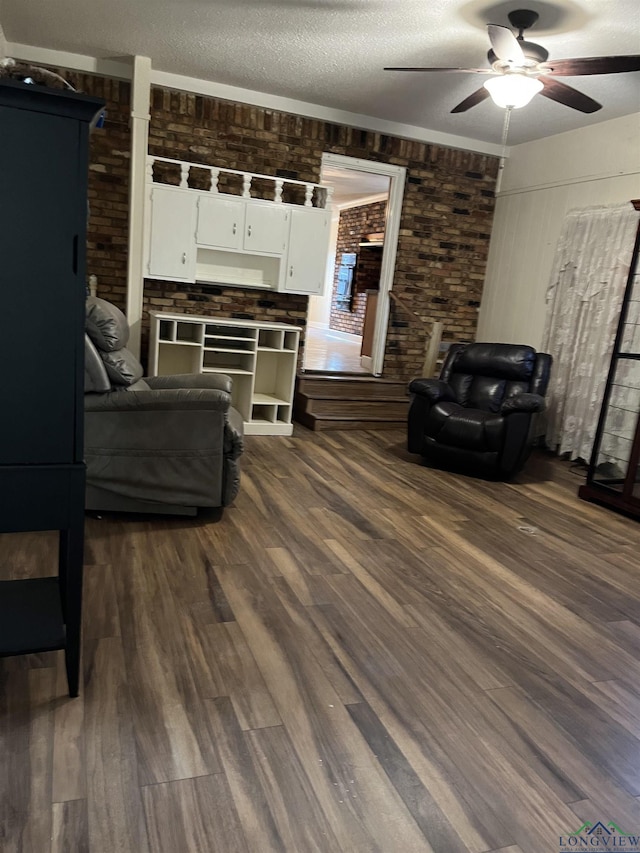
[478,113,640,349]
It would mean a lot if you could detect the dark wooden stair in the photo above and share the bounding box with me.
[294,373,410,431]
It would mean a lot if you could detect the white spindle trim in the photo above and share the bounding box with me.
[304,184,313,207]
[324,186,334,210]
[145,156,329,208]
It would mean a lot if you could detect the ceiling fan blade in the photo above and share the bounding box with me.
[451,86,491,113]
[487,24,526,64]
[539,77,602,113]
[383,67,492,73]
[540,55,640,76]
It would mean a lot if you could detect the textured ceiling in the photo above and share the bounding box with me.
[2,0,639,147]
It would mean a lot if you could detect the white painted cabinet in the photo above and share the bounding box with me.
[283,208,331,294]
[148,186,197,281]
[148,311,300,436]
[196,195,244,250]
[146,181,331,295]
[244,203,289,255]
[197,197,288,255]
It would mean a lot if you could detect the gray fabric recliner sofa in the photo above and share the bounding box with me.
[84,297,243,515]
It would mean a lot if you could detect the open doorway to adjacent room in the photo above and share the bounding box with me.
[302,154,405,375]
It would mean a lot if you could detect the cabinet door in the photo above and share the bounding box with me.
[244,204,288,255]
[282,209,330,295]
[197,195,245,250]
[148,186,197,281]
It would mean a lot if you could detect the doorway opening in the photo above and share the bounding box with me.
[303,154,406,375]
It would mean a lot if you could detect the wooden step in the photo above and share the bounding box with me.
[293,372,410,431]
[295,412,407,431]
[296,374,407,400]
[296,395,409,419]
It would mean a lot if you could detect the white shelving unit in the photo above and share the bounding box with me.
[148,311,300,435]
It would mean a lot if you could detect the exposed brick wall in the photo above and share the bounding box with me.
[55,70,498,378]
[53,71,132,311]
[330,201,386,337]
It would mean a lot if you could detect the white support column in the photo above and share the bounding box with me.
[125,55,152,359]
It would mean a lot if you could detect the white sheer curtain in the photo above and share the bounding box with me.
[541,202,639,460]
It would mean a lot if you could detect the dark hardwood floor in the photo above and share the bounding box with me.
[2,428,640,852]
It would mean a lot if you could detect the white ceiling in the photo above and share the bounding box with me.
[322,166,389,207]
[2,0,639,147]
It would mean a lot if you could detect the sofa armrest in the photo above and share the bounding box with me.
[146,373,233,394]
[84,387,230,413]
[409,378,455,404]
[501,392,546,415]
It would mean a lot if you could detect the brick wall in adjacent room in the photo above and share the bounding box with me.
[330,201,386,337]
[58,70,498,378]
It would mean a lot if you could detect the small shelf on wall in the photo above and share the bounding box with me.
[149,311,300,435]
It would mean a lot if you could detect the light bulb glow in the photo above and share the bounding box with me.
[483,75,543,109]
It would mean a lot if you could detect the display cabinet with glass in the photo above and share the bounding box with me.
[579,208,640,518]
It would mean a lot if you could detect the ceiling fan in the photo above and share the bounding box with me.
[384,9,640,113]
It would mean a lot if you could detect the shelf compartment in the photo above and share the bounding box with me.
[283,331,298,351]
[258,328,284,350]
[277,404,292,423]
[204,340,255,353]
[202,367,253,375]
[158,319,176,342]
[204,324,255,340]
[157,342,203,375]
[205,337,255,352]
[195,248,280,289]
[0,577,65,656]
[175,322,204,344]
[251,403,277,423]
[202,350,254,373]
[253,392,290,406]
[254,350,297,409]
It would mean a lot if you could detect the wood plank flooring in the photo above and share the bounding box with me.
[2,429,640,852]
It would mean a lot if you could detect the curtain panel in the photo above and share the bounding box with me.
[541,203,640,461]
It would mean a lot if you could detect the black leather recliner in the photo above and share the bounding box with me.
[407,343,552,479]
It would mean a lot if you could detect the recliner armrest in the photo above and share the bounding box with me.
[409,378,456,404]
[84,387,230,413]
[146,373,233,394]
[501,392,546,415]
[224,407,244,460]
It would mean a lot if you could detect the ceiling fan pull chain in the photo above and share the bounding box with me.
[495,106,513,194]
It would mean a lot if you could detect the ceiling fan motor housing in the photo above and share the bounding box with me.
[507,9,540,32]
[487,40,549,67]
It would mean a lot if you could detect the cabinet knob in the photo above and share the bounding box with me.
[247,225,252,237]
[181,252,187,264]
[289,265,294,277]
[232,223,237,235]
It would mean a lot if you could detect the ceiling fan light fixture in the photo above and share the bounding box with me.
[483,74,543,108]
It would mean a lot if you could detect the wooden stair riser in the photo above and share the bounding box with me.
[294,412,406,431]
[297,378,407,399]
[298,398,409,418]
[294,374,410,431]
